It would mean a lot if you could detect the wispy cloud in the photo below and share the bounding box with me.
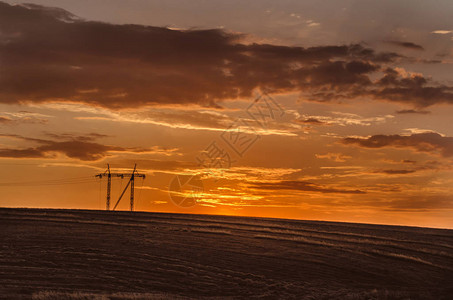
[315,152,351,162]
[36,102,300,137]
[0,133,179,161]
[297,112,394,126]
[386,40,424,50]
[0,111,51,125]
[249,180,366,194]
[431,30,452,34]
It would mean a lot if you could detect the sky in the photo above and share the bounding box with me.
[0,0,452,228]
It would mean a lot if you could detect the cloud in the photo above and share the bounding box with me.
[373,68,453,107]
[219,167,302,181]
[342,132,453,157]
[306,21,320,27]
[312,67,453,107]
[297,112,394,126]
[386,195,453,210]
[386,41,424,50]
[35,102,299,136]
[403,128,443,135]
[93,158,197,173]
[296,118,329,125]
[0,132,177,161]
[431,30,452,34]
[315,152,351,162]
[402,160,416,164]
[249,180,366,194]
[78,109,232,132]
[1,1,432,110]
[396,109,430,114]
[0,111,50,125]
[373,159,452,175]
[378,159,450,174]
[375,169,416,175]
[1,2,451,110]
[18,3,80,22]
[0,116,12,124]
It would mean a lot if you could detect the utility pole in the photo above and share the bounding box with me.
[130,164,135,211]
[95,164,145,211]
[95,164,112,210]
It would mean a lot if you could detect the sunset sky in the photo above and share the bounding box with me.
[1,0,452,228]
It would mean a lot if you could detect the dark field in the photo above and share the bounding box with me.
[0,208,452,299]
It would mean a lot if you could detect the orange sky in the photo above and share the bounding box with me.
[0,1,452,228]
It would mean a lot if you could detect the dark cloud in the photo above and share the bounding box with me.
[0,2,450,109]
[0,141,114,160]
[402,159,416,164]
[373,68,453,107]
[312,67,453,107]
[0,133,117,160]
[250,180,366,194]
[0,2,412,109]
[44,132,109,142]
[371,166,447,175]
[418,59,442,64]
[295,60,379,90]
[396,109,430,114]
[0,132,168,161]
[296,118,329,125]
[376,169,416,175]
[342,132,453,157]
[386,41,424,50]
[377,84,453,107]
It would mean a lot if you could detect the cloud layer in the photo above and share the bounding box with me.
[1,2,451,110]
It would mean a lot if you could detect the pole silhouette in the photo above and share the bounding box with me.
[95,164,145,211]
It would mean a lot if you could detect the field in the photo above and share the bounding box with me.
[1,208,452,299]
